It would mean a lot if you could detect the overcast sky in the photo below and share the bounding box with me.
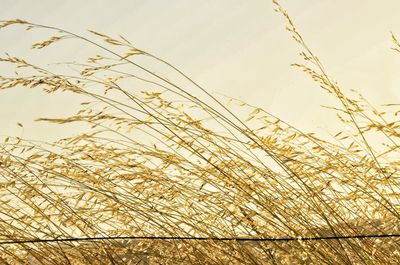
[1,0,400,141]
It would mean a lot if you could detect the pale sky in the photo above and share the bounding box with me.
[1,0,400,142]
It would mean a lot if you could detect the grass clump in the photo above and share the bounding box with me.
[0,1,399,264]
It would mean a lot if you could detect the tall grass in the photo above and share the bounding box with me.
[0,1,399,264]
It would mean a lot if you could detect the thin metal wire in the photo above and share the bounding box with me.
[0,234,399,245]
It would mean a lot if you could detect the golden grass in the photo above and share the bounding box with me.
[0,1,399,264]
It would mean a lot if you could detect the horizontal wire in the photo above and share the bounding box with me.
[0,233,399,246]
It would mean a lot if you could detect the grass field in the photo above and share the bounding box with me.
[0,1,399,264]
